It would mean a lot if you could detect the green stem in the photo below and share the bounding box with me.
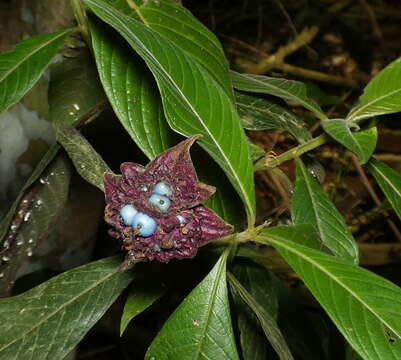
[254,134,328,171]
[126,0,149,25]
[71,0,91,45]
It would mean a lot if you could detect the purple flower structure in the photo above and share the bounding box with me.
[104,135,233,264]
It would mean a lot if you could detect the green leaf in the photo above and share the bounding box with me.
[347,57,401,122]
[231,71,326,120]
[0,30,70,114]
[146,251,239,360]
[120,281,165,336]
[235,91,312,143]
[228,272,294,360]
[139,0,233,99]
[90,19,177,159]
[368,158,401,220]
[322,119,377,163]
[0,155,71,296]
[292,158,358,264]
[256,229,401,360]
[84,0,256,225]
[263,225,323,252]
[57,126,112,191]
[49,46,107,127]
[90,20,243,226]
[0,256,133,360]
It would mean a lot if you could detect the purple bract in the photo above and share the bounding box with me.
[104,135,233,264]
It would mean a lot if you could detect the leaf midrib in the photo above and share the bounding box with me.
[86,0,254,224]
[297,160,354,260]
[0,30,68,84]
[194,253,228,359]
[0,266,120,353]
[330,120,364,156]
[298,161,325,241]
[237,101,289,119]
[232,72,326,120]
[371,162,401,199]
[347,86,401,121]
[267,236,400,340]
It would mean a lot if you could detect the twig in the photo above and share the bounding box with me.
[236,26,358,87]
[245,27,319,74]
[254,134,328,171]
[374,154,401,162]
[279,63,358,88]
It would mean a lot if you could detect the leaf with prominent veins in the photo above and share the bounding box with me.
[146,251,239,359]
[256,230,401,360]
[84,0,255,225]
[0,29,70,114]
[0,257,133,360]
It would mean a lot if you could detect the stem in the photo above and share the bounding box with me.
[71,0,91,45]
[248,27,319,74]
[254,134,328,171]
[126,0,149,25]
[279,63,358,88]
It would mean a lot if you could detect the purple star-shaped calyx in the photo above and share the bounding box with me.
[104,135,233,264]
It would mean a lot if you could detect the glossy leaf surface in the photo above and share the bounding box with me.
[292,159,358,264]
[57,126,112,191]
[90,20,176,159]
[257,229,401,360]
[139,0,233,98]
[368,158,401,220]
[347,57,401,121]
[84,0,255,225]
[235,91,312,143]
[0,257,133,360]
[146,252,239,360]
[0,30,70,114]
[231,71,326,120]
[322,119,377,163]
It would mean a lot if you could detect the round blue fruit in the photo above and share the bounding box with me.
[149,194,171,213]
[120,204,138,225]
[153,181,172,197]
[132,212,157,237]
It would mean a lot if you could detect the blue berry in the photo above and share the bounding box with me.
[132,212,157,237]
[149,194,171,213]
[120,204,138,225]
[153,181,172,197]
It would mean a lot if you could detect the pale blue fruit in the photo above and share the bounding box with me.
[153,181,172,197]
[120,204,138,225]
[132,212,157,237]
[149,194,171,213]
